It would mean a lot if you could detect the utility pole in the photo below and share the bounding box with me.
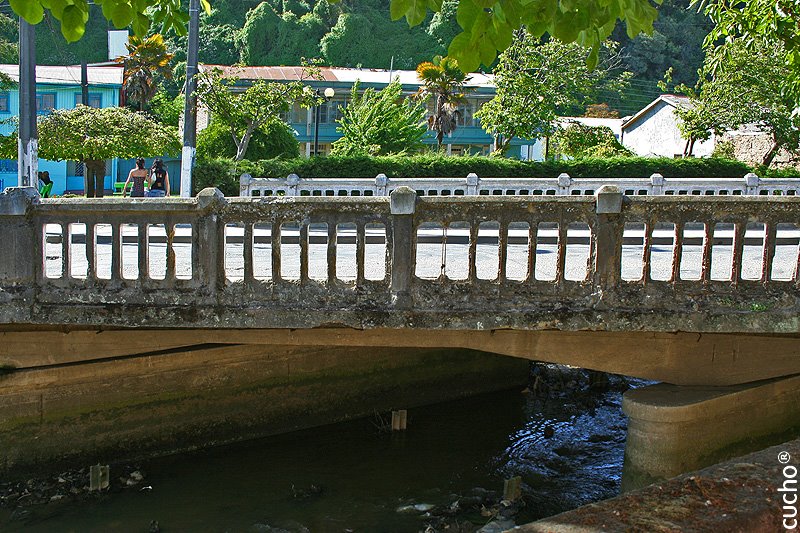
[18,18,37,188]
[81,60,89,105]
[180,0,200,198]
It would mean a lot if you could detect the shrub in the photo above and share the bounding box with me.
[197,120,300,161]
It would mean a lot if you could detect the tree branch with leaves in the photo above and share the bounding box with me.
[194,66,319,161]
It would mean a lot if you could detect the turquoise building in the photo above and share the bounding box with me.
[197,65,535,159]
[0,64,124,196]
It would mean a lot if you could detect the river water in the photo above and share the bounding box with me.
[1,373,634,532]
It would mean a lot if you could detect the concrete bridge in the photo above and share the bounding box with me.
[1,184,799,488]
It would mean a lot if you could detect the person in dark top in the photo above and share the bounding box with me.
[147,159,170,197]
[122,158,149,198]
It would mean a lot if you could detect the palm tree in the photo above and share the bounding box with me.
[415,56,470,148]
[118,34,174,111]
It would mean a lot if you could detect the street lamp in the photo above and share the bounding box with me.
[313,87,335,156]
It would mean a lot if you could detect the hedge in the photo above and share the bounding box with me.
[193,154,756,195]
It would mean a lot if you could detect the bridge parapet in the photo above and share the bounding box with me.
[1,186,799,334]
[240,172,800,198]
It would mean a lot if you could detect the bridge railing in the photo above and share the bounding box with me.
[1,185,799,331]
[240,172,800,198]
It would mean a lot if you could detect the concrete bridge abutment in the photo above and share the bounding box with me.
[621,374,800,491]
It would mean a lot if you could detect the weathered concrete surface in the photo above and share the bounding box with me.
[622,374,800,491]
[513,437,800,532]
[2,327,799,386]
[0,342,529,480]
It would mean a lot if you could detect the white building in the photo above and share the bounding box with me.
[621,95,715,158]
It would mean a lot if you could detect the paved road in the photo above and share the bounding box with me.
[44,224,799,283]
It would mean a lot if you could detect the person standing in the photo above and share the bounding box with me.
[146,159,170,197]
[121,158,149,198]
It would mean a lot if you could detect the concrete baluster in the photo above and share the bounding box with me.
[466,173,479,196]
[745,173,760,195]
[642,218,653,283]
[195,187,226,294]
[61,222,69,279]
[556,217,568,283]
[86,222,96,283]
[165,221,176,284]
[526,222,538,283]
[650,173,664,196]
[0,187,38,284]
[138,222,149,281]
[327,223,337,284]
[498,219,508,283]
[762,221,777,282]
[244,223,254,284]
[390,187,417,307]
[557,173,571,195]
[375,174,388,196]
[594,185,624,290]
[730,219,747,284]
[671,221,684,283]
[239,173,252,197]
[286,174,300,197]
[271,221,282,281]
[299,221,309,284]
[468,222,479,283]
[700,222,713,283]
[356,221,366,285]
[111,222,122,282]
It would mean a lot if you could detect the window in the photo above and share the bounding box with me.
[0,159,17,172]
[68,161,84,177]
[74,93,102,108]
[36,93,56,113]
[0,92,9,113]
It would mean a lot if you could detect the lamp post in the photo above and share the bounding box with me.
[313,87,335,156]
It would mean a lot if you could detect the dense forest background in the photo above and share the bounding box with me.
[0,0,711,116]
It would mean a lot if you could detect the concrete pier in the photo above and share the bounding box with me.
[622,374,800,491]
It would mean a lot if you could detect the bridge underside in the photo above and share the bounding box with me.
[2,326,799,386]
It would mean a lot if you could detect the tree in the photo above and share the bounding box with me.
[475,31,630,154]
[9,0,210,42]
[194,67,318,161]
[118,34,174,111]
[682,39,800,167]
[36,105,180,164]
[332,80,427,156]
[415,56,469,148]
[693,0,800,106]
[551,122,632,159]
[197,119,300,160]
[388,0,661,72]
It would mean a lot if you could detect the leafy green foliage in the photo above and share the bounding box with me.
[195,66,318,160]
[192,157,265,195]
[685,39,800,167]
[552,123,633,159]
[197,119,300,160]
[694,0,800,106]
[8,0,211,42]
[36,105,180,162]
[148,90,184,127]
[240,3,326,65]
[476,32,630,154]
[204,153,750,179]
[383,0,662,73]
[332,80,427,156]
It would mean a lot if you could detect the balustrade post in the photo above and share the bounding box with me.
[195,187,226,295]
[286,173,300,196]
[375,173,388,196]
[0,187,38,284]
[390,187,417,308]
[239,173,251,197]
[745,173,760,195]
[594,185,624,292]
[466,173,480,195]
[650,173,664,195]
[557,173,572,195]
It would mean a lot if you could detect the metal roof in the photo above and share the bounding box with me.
[199,64,495,89]
[0,64,124,86]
